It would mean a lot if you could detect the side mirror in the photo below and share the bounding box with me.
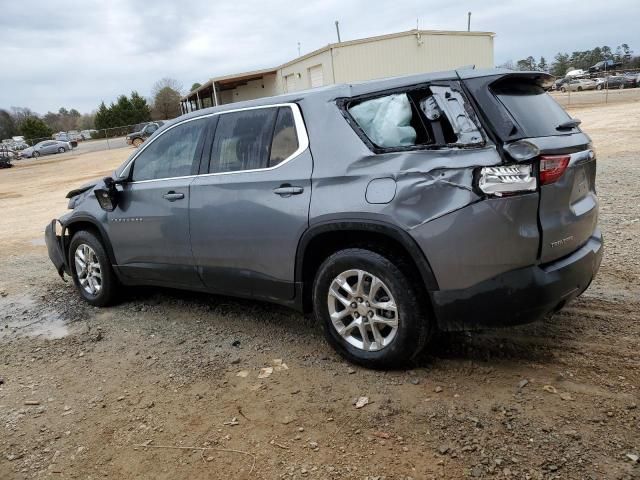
[94,176,121,212]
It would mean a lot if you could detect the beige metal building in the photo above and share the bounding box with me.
[181,29,495,112]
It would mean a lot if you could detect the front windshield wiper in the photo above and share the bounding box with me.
[556,118,581,131]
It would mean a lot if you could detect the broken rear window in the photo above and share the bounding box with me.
[344,84,484,153]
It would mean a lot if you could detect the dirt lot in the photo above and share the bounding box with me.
[1,101,639,480]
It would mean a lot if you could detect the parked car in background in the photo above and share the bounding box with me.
[588,59,622,73]
[622,72,639,88]
[565,69,586,78]
[554,78,569,91]
[53,132,78,148]
[602,75,635,89]
[0,144,17,168]
[81,130,97,140]
[21,140,72,158]
[46,69,602,368]
[126,121,164,147]
[561,78,597,92]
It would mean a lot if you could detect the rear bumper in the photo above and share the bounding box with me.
[44,220,68,279]
[431,230,603,331]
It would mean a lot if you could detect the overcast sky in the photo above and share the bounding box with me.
[1,0,638,114]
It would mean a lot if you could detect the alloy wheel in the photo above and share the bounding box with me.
[74,243,102,295]
[327,269,399,351]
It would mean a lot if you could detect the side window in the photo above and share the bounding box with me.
[345,84,484,152]
[209,108,277,173]
[131,119,206,182]
[269,107,299,167]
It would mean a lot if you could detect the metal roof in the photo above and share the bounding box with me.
[181,29,496,101]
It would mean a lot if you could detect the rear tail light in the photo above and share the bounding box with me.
[478,164,537,197]
[539,155,570,185]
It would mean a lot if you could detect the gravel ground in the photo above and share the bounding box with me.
[0,100,638,480]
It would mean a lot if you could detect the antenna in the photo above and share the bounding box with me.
[467,11,471,32]
[335,20,341,43]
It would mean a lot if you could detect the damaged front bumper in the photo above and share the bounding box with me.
[431,230,603,331]
[44,219,69,279]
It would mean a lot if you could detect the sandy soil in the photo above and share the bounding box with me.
[0,102,638,480]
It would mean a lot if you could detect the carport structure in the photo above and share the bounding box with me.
[181,67,278,114]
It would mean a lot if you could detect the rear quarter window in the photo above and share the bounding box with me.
[492,83,575,138]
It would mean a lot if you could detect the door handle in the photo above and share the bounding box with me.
[273,185,304,196]
[162,191,185,201]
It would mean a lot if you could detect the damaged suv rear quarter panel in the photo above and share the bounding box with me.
[302,84,541,292]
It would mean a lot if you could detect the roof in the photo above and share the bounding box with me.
[177,68,512,122]
[182,29,495,101]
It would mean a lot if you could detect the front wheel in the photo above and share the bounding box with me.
[69,230,118,306]
[596,84,603,90]
[32,151,40,158]
[58,147,66,153]
[312,248,431,368]
[132,138,144,148]
[619,84,624,89]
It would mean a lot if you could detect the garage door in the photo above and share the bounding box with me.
[309,65,324,88]
[284,74,295,93]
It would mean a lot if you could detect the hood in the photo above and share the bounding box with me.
[66,178,101,198]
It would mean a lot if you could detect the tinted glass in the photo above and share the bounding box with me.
[131,119,206,181]
[493,83,574,137]
[269,107,299,167]
[209,108,277,173]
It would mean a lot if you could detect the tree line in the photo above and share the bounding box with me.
[500,43,639,77]
[0,77,186,142]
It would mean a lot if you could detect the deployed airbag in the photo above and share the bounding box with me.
[349,94,416,147]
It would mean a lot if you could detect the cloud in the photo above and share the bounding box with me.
[0,0,638,114]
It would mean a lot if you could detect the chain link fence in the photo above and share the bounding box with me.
[551,67,640,107]
[12,122,162,157]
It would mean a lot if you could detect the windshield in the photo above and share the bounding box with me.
[492,83,576,137]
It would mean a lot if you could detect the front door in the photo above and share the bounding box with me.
[107,117,208,287]
[190,104,311,300]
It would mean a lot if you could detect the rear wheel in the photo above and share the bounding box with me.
[619,84,624,89]
[69,230,118,307]
[577,86,583,91]
[32,151,40,158]
[561,87,567,93]
[312,248,431,368]
[57,147,66,153]
[132,138,144,148]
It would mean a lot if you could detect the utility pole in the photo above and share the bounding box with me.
[335,20,341,43]
[467,11,471,32]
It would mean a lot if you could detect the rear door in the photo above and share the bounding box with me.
[190,104,311,300]
[464,73,598,263]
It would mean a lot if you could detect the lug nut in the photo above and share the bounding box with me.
[350,302,357,309]
[354,312,360,318]
[357,297,363,303]
[368,311,374,318]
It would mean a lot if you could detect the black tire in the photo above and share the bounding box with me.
[32,151,40,158]
[561,87,566,93]
[577,86,582,92]
[312,248,431,368]
[596,84,603,90]
[619,84,624,90]
[58,147,66,153]
[69,230,118,307]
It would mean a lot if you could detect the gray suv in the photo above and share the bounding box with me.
[45,69,602,368]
